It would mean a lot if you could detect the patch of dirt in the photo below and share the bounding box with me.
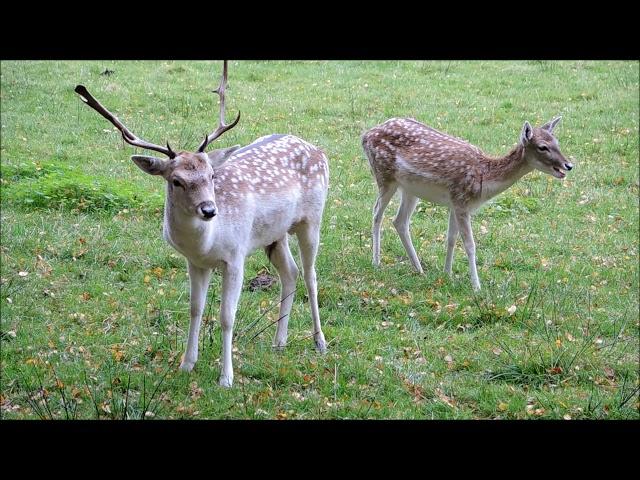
[247,273,278,292]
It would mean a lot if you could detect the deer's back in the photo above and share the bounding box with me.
[213,135,329,247]
[362,118,483,184]
[362,118,485,204]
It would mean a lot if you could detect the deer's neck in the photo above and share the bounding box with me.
[480,145,533,200]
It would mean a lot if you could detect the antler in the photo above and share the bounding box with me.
[197,60,241,153]
[75,85,176,159]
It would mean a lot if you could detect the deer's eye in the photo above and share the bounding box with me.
[538,145,549,152]
[172,179,183,188]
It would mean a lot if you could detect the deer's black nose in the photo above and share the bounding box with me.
[564,162,574,171]
[198,202,217,218]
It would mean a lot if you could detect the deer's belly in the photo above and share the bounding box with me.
[398,178,452,206]
[248,208,302,250]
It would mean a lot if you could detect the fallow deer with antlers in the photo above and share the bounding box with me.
[362,116,573,291]
[76,61,328,387]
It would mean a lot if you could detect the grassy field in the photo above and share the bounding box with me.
[1,60,638,420]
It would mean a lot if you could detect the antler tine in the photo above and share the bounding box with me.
[215,59,228,124]
[197,60,241,153]
[166,142,176,157]
[75,85,176,159]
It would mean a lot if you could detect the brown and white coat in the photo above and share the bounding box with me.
[362,116,573,290]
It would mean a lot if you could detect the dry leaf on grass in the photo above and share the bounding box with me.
[435,388,456,408]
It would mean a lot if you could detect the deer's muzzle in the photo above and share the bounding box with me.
[198,201,217,219]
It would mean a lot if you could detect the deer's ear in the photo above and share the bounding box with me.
[520,121,533,145]
[207,145,241,169]
[541,116,562,134]
[131,155,169,176]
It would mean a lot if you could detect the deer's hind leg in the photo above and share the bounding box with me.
[393,189,423,274]
[372,181,398,267]
[294,221,327,353]
[265,236,300,349]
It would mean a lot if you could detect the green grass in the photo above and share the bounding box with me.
[1,60,638,419]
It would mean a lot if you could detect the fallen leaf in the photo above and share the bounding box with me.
[507,305,517,316]
[407,383,426,403]
[152,267,164,278]
[498,402,508,411]
[435,388,456,408]
[36,255,52,276]
[399,294,413,305]
[444,303,458,312]
[190,382,204,400]
[111,346,124,362]
[18,271,28,277]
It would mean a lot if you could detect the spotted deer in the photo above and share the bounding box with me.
[75,61,328,387]
[362,116,573,291]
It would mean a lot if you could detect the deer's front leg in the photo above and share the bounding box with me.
[180,261,212,372]
[454,210,481,291]
[219,260,244,388]
[444,209,459,275]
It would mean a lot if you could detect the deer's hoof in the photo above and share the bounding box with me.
[219,375,233,388]
[179,360,195,372]
[315,335,327,354]
[272,335,287,350]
